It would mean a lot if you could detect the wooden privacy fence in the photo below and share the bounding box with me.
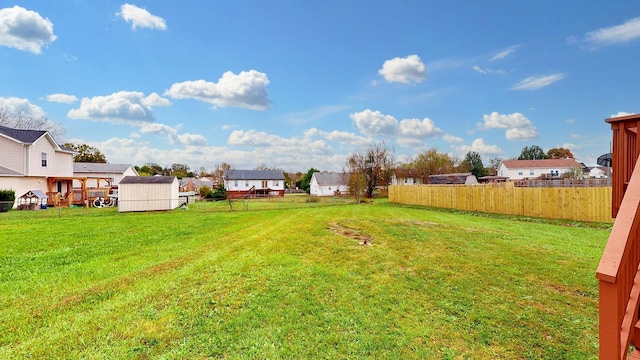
[389,182,612,223]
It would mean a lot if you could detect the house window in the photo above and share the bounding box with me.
[404,178,408,183]
[518,171,523,176]
[529,169,534,176]
[273,180,279,186]
[262,180,268,188]
[245,180,249,187]
[41,152,47,167]
[234,180,238,187]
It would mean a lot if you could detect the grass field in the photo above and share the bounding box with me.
[0,198,609,359]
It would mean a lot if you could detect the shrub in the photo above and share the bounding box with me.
[206,184,227,200]
[0,189,15,212]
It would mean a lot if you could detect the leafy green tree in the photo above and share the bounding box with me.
[171,163,190,179]
[64,143,107,163]
[462,151,488,178]
[345,142,395,199]
[547,147,574,159]
[296,168,319,193]
[207,184,227,199]
[403,148,458,182]
[518,145,548,160]
[347,172,367,203]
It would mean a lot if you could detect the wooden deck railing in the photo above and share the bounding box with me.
[597,156,640,359]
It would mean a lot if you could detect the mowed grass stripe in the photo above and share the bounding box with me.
[0,200,607,359]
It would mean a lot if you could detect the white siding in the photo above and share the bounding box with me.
[118,179,179,212]
[0,136,25,174]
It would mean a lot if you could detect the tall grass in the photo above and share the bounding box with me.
[0,200,607,359]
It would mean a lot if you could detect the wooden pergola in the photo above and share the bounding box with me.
[46,176,113,207]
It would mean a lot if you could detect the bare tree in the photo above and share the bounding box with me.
[0,108,66,140]
[345,142,395,199]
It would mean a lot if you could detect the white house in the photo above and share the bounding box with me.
[310,171,348,196]
[224,169,285,198]
[73,163,139,187]
[118,176,179,212]
[589,166,610,178]
[391,168,424,186]
[0,125,75,206]
[497,159,584,180]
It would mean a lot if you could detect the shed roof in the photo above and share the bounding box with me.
[119,176,176,184]
[19,190,48,199]
[501,159,582,169]
[226,169,284,180]
[428,173,475,185]
[312,172,348,186]
[74,163,136,174]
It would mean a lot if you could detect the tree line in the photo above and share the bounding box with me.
[1,107,578,200]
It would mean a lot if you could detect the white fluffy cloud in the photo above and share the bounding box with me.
[118,4,167,31]
[304,128,370,146]
[67,91,170,123]
[586,17,640,48]
[165,70,271,110]
[477,112,539,141]
[137,123,206,146]
[443,134,464,143]
[227,129,334,161]
[0,96,45,116]
[379,55,428,83]
[511,74,565,90]
[350,109,442,146]
[454,138,502,156]
[0,6,56,54]
[46,93,78,104]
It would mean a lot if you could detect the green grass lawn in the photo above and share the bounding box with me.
[0,199,608,359]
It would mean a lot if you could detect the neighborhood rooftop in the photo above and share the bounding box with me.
[0,125,47,144]
[119,176,176,184]
[225,169,284,180]
[313,172,347,186]
[73,163,134,173]
[501,159,582,168]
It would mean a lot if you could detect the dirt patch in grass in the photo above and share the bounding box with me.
[327,221,372,246]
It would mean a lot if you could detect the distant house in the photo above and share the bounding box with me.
[179,177,215,192]
[428,173,478,185]
[589,166,610,178]
[0,125,75,207]
[310,171,348,196]
[224,170,285,198]
[73,162,139,187]
[497,159,584,180]
[118,176,179,212]
[391,168,424,185]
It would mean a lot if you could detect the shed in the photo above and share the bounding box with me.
[17,190,48,210]
[310,171,349,196]
[118,176,179,212]
[427,173,478,185]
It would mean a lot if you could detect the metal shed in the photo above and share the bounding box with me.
[118,176,179,212]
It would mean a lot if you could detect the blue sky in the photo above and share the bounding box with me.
[0,1,638,172]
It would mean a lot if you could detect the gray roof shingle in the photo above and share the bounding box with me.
[225,170,284,180]
[0,125,47,144]
[119,176,176,184]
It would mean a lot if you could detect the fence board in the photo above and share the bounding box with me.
[389,184,613,223]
